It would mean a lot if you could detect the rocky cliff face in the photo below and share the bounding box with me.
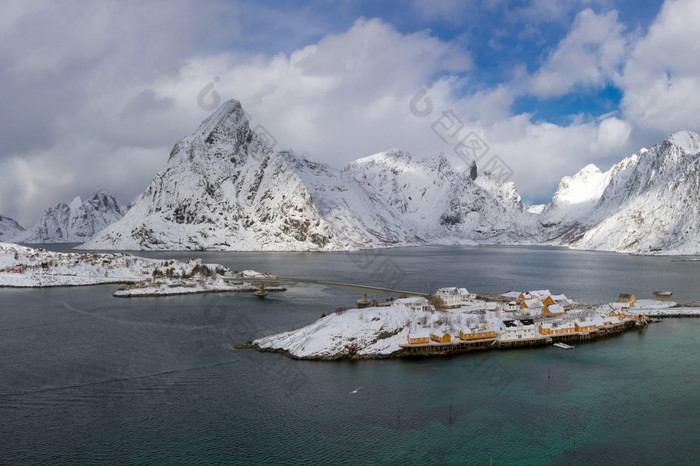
[0,215,24,241]
[80,98,700,254]
[17,191,128,243]
[82,101,339,251]
[83,100,528,251]
[537,131,700,254]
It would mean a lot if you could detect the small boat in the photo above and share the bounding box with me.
[356,293,371,308]
[553,342,574,350]
[254,289,268,298]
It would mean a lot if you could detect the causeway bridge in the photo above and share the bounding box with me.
[223,276,429,298]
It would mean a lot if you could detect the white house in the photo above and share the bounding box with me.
[501,319,538,340]
[521,298,545,316]
[457,287,476,302]
[503,301,520,312]
[434,287,462,308]
[394,296,433,312]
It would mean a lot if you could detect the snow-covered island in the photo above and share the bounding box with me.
[248,288,698,360]
[0,242,282,297]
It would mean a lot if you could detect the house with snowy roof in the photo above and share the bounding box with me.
[394,296,433,312]
[406,332,430,345]
[539,321,575,335]
[434,287,462,308]
[575,320,597,332]
[430,331,452,343]
[501,319,537,340]
[544,304,565,315]
[457,287,476,302]
[520,298,545,316]
[503,301,520,312]
[459,325,496,341]
[551,294,575,308]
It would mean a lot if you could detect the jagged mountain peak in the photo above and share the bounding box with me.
[168,99,260,164]
[661,130,700,155]
[17,191,128,244]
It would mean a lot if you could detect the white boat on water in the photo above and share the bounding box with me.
[553,342,574,350]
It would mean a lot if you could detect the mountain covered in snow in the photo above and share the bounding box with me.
[539,131,700,254]
[83,99,532,251]
[78,98,700,255]
[0,215,24,241]
[17,191,129,243]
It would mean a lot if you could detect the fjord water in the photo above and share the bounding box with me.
[2,246,700,464]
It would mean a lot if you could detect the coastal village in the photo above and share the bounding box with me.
[252,284,689,360]
[398,287,654,354]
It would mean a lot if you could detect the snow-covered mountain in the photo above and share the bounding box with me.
[540,131,700,254]
[82,101,341,251]
[83,99,530,251]
[78,98,700,255]
[0,215,24,241]
[17,191,129,243]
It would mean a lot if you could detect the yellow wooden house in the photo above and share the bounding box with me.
[459,328,496,341]
[618,293,636,307]
[575,321,597,332]
[407,333,430,345]
[430,332,451,344]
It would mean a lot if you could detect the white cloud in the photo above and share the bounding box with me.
[529,8,628,97]
[2,0,697,228]
[620,0,700,136]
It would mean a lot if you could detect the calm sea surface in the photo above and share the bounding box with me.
[2,245,700,464]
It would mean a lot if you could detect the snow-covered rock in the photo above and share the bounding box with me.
[82,100,340,251]
[0,215,24,241]
[83,99,529,251]
[534,131,700,254]
[566,131,700,254]
[253,304,492,359]
[17,191,128,243]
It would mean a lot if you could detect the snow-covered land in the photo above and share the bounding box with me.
[539,131,700,254]
[0,242,274,295]
[0,215,24,241]
[16,191,129,243]
[253,302,498,359]
[82,99,535,251]
[251,293,687,360]
[68,99,700,255]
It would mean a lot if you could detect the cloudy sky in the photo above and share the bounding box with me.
[2,0,698,227]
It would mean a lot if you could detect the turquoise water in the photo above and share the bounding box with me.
[2,246,700,464]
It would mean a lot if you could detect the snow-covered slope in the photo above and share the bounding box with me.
[17,191,128,243]
[0,215,24,241]
[344,150,533,244]
[82,100,340,251]
[567,131,700,254]
[535,131,700,254]
[84,99,528,251]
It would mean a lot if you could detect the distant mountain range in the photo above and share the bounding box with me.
[539,131,700,254]
[7,99,700,255]
[10,191,129,244]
